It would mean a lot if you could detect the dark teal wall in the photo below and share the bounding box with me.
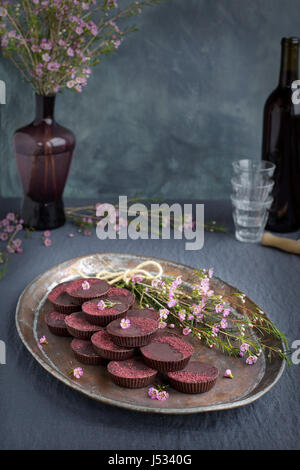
[1,0,300,200]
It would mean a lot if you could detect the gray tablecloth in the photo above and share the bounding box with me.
[0,198,299,450]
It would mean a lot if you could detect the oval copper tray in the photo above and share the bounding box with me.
[16,253,285,414]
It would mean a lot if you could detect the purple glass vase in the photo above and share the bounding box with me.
[13,94,76,230]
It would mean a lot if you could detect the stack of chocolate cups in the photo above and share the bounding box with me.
[46,278,219,393]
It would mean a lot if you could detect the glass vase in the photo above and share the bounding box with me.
[13,93,75,230]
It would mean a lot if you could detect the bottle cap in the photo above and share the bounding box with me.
[282,37,300,46]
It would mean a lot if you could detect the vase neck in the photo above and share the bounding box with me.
[34,94,56,123]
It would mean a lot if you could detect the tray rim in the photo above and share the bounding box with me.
[15,252,286,414]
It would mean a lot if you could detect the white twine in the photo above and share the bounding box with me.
[72,260,164,285]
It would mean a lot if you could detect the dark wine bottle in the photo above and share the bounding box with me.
[262,37,300,232]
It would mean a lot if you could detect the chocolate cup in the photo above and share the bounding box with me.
[106,317,159,348]
[65,325,100,340]
[168,376,218,394]
[127,308,160,322]
[140,332,194,372]
[107,358,158,389]
[50,304,81,314]
[91,330,135,361]
[167,362,219,393]
[66,278,110,302]
[45,311,71,337]
[84,311,126,327]
[106,287,135,307]
[48,281,82,314]
[71,339,106,366]
[92,343,134,361]
[65,312,102,339]
[82,298,129,327]
[109,331,157,348]
[107,359,158,389]
[142,355,192,373]
[108,373,157,389]
[46,324,71,337]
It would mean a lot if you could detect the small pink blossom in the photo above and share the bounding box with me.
[6,213,15,221]
[97,300,106,311]
[0,233,8,241]
[157,391,169,401]
[42,53,51,62]
[44,230,51,238]
[73,367,83,379]
[246,356,257,365]
[81,280,90,290]
[223,307,231,317]
[39,336,48,345]
[240,343,250,352]
[178,310,186,322]
[148,387,158,399]
[220,318,228,329]
[182,327,191,336]
[12,239,22,248]
[168,324,175,329]
[0,7,8,16]
[158,321,167,329]
[68,233,75,238]
[44,238,52,247]
[47,62,60,72]
[131,275,143,284]
[224,369,233,379]
[159,309,169,320]
[192,305,202,315]
[120,318,130,329]
[168,298,177,308]
[67,80,76,88]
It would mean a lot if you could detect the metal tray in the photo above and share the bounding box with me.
[15,253,286,414]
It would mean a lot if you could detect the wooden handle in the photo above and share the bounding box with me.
[261,232,300,254]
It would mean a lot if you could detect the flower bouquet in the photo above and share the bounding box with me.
[0,0,163,229]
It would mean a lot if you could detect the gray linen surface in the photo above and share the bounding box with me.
[0,198,299,450]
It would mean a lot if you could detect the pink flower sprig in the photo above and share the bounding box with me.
[0,1,163,96]
[148,385,169,401]
[77,217,94,236]
[119,267,289,365]
[69,367,83,379]
[0,212,24,279]
[97,300,120,310]
[42,230,52,247]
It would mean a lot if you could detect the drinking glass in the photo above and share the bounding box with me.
[231,160,275,243]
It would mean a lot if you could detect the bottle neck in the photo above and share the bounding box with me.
[279,42,299,88]
[34,94,56,123]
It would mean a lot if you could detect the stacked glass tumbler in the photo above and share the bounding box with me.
[231,160,276,243]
